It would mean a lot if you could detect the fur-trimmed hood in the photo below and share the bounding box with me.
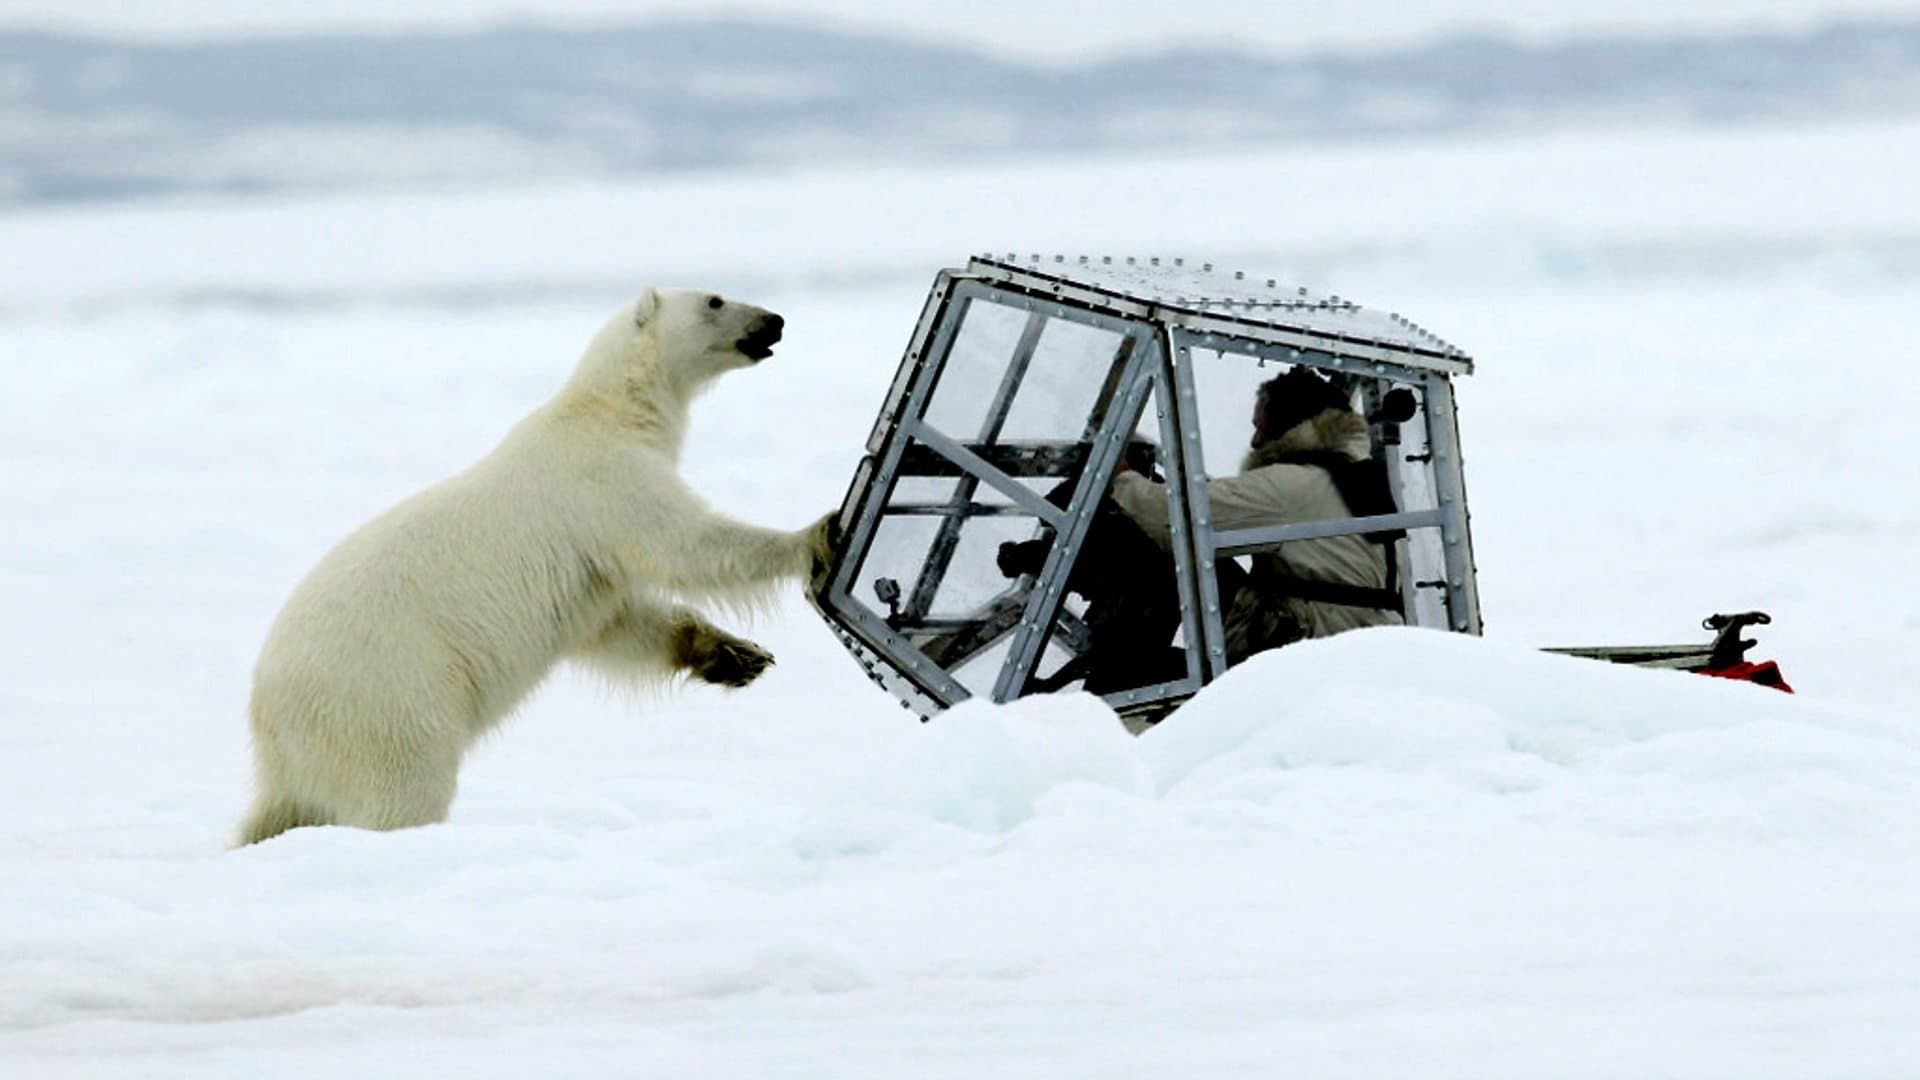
[1241,408,1371,472]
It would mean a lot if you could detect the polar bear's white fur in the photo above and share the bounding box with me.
[238,287,829,845]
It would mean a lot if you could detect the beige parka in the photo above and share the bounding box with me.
[1109,408,1403,662]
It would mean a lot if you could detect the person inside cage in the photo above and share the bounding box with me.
[1110,366,1405,665]
[992,448,1193,695]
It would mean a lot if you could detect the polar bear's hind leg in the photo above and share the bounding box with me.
[236,792,333,846]
[240,696,465,844]
[332,761,460,832]
[310,729,465,833]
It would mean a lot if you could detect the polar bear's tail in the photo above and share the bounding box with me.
[235,793,332,846]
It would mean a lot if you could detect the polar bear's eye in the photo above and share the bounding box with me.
[707,296,723,310]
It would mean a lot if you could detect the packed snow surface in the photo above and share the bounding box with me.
[6,634,1918,1076]
[2,120,1918,1075]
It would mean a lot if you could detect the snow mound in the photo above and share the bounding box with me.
[793,627,1917,859]
[835,691,1152,833]
[6,631,1918,1073]
[1145,627,1918,838]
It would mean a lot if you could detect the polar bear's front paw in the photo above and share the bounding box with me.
[695,637,775,688]
[804,511,841,589]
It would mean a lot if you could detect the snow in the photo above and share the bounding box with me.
[6,635,1918,1076]
[9,120,1920,313]
[2,119,1919,1075]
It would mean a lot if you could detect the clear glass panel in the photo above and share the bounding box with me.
[929,514,1051,620]
[1132,381,1165,441]
[1394,387,1449,630]
[951,636,1015,697]
[850,513,941,623]
[888,475,958,505]
[874,307,1154,698]
[1182,347,1271,476]
[1029,637,1079,688]
[921,297,1030,438]
[1023,379,1195,698]
[1183,350,1368,475]
[1387,384,1437,515]
[1403,532,1449,631]
[996,319,1128,441]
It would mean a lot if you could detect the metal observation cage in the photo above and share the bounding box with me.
[808,254,1483,723]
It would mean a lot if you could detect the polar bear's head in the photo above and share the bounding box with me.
[635,286,786,371]
[568,286,786,408]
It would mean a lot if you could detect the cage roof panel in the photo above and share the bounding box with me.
[968,254,1469,369]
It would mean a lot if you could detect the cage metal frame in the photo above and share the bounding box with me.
[809,255,1482,720]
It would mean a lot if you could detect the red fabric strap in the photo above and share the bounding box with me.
[1700,660,1794,693]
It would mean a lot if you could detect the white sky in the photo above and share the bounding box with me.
[0,0,1913,60]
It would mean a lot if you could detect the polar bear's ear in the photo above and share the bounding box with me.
[632,286,661,329]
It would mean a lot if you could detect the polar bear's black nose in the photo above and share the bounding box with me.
[738,312,785,361]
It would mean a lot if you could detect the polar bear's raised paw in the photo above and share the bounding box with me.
[671,620,774,688]
[696,637,775,688]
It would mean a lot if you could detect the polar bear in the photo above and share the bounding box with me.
[237,287,832,845]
